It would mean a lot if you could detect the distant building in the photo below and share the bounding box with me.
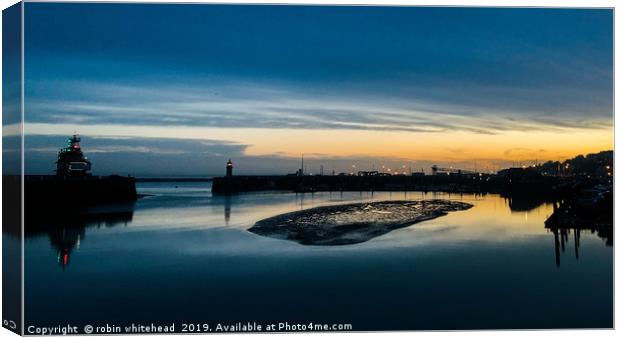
[431,165,476,176]
[226,159,233,177]
[358,171,379,177]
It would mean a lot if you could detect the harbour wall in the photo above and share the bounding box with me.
[25,175,138,209]
[212,174,566,195]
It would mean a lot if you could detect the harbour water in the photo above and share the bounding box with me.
[24,182,612,330]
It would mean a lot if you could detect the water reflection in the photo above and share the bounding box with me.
[224,195,232,225]
[25,203,135,268]
[546,227,612,267]
[25,184,612,270]
[545,218,613,267]
[498,193,612,267]
[502,192,555,213]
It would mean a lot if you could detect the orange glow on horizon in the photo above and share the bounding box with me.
[241,128,613,163]
[25,122,613,163]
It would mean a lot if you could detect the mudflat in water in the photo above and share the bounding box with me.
[250,200,473,245]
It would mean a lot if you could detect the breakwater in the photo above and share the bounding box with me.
[212,174,566,195]
[25,175,138,209]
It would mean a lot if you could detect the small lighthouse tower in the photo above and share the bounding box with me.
[226,159,233,177]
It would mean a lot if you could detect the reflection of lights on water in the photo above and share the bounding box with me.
[77,234,81,249]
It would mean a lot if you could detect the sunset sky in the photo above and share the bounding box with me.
[22,4,613,176]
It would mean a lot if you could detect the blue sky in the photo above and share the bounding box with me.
[22,4,613,176]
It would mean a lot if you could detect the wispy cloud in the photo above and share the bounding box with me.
[20,5,612,176]
[25,79,612,137]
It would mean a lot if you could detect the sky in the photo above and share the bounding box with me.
[21,4,613,176]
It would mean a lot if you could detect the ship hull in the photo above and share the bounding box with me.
[25,175,137,209]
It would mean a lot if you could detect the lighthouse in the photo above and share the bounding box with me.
[226,159,233,177]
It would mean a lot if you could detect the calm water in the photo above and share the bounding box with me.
[24,182,612,330]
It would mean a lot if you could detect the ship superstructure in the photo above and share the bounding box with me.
[56,134,92,177]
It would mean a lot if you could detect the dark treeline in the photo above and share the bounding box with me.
[532,150,612,177]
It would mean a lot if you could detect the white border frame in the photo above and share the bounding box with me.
[0,2,616,337]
